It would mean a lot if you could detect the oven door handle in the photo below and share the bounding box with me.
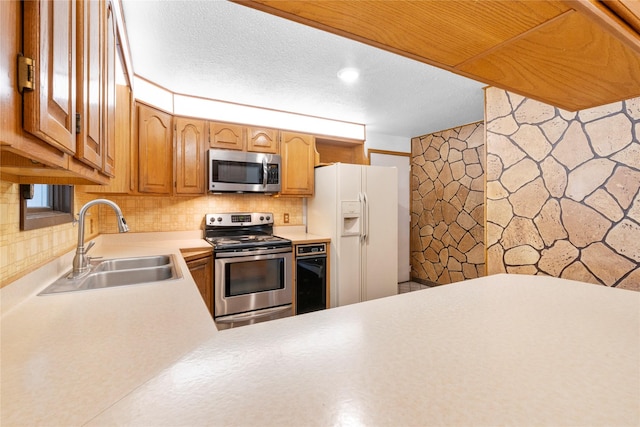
[215,246,293,258]
[215,304,293,324]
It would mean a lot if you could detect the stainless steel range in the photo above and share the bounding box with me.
[204,212,292,329]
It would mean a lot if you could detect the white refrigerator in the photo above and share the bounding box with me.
[307,163,398,308]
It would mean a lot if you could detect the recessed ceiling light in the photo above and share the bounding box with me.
[337,67,359,83]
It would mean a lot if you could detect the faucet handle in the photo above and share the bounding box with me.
[85,241,95,253]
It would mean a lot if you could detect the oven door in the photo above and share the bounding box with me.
[214,246,292,321]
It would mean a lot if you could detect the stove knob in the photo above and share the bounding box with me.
[217,217,222,222]
[260,216,264,221]
[266,215,271,221]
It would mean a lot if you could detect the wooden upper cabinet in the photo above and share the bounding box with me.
[137,104,173,194]
[76,0,104,170]
[22,0,77,154]
[209,122,244,150]
[102,1,117,177]
[239,0,640,111]
[175,117,206,195]
[280,131,316,196]
[209,123,278,153]
[247,127,278,153]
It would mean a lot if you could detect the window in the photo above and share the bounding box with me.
[20,184,74,231]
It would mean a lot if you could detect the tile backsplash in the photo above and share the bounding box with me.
[96,194,303,233]
[0,181,96,287]
[0,182,303,287]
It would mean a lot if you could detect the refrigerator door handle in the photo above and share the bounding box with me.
[358,192,365,243]
[362,192,369,243]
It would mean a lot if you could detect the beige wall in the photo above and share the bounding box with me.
[410,122,485,284]
[0,182,303,287]
[486,88,639,290]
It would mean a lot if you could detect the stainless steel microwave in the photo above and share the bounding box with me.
[208,149,281,194]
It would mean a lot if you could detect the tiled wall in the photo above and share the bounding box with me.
[486,87,639,290]
[96,194,303,233]
[0,182,97,287]
[410,122,485,284]
[0,182,303,287]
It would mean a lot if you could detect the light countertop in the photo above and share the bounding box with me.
[1,231,216,426]
[90,275,640,427]
[2,233,639,426]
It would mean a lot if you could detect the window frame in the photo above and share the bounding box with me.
[20,185,75,231]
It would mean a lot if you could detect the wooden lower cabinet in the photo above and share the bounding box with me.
[182,249,214,317]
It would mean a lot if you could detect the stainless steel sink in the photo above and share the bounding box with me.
[39,255,182,295]
[93,255,172,272]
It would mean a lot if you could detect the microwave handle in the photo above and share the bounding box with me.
[262,158,268,188]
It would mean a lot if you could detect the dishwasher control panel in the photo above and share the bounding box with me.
[296,243,327,257]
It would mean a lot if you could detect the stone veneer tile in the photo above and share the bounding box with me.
[605,219,640,262]
[565,158,616,202]
[584,189,624,222]
[511,125,552,161]
[540,116,568,144]
[551,121,594,170]
[560,199,611,248]
[539,157,567,198]
[585,113,633,156]
[411,122,485,285]
[508,178,549,219]
[581,242,635,286]
[486,87,639,290]
[605,166,640,210]
[501,158,540,192]
[538,240,579,277]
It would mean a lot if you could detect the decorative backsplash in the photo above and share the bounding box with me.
[485,88,639,290]
[410,122,485,284]
[0,183,303,287]
[96,194,303,234]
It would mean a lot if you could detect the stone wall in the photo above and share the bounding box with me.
[410,122,485,284]
[486,87,640,290]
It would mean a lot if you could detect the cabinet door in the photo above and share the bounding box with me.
[185,253,214,317]
[247,127,278,153]
[102,1,117,177]
[175,117,206,195]
[137,104,173,194]
[76,0,104,170]
[209,122,244,150]
[80,84,132,193]
[22,0,77,154]
[280,132,316,196]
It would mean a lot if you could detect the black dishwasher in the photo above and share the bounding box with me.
[295,243,327,314]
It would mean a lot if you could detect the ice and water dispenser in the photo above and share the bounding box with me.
[341,201,361,236]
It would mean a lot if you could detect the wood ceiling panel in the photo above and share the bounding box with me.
[457,10,640,110]
[239,0,569,68]
[237,0,640,111]
[603,0,640,33]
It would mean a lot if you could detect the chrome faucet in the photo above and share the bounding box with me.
[71,199,129,278]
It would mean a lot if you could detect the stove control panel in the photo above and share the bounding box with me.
[205,212,274,227]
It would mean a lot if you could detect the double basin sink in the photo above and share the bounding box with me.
[39,255,182,295]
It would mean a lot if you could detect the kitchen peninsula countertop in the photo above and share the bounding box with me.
[1,231,216,426]
[2,236,639,426]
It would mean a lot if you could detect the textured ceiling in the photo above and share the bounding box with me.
[121,0,485,139]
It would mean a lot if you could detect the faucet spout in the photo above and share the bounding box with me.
[71,199,129,278]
